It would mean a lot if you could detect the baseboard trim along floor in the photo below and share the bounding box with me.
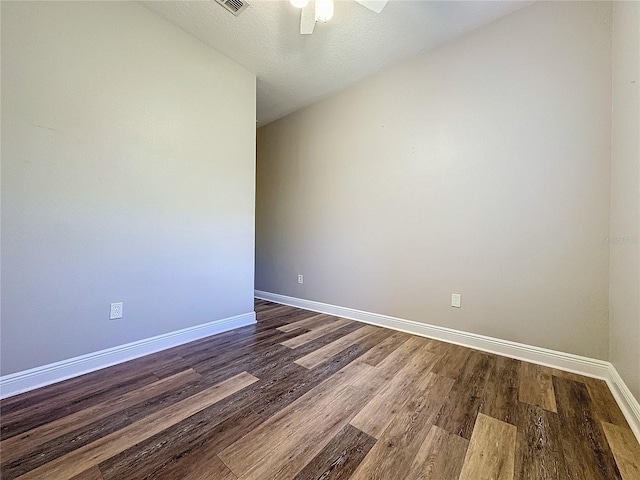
[0,312,256,400]
[255,290,640,443]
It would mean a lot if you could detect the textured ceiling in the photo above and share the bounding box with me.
[143,1,530,126]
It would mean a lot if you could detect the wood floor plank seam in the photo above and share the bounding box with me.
[348,372,455,480]
[216,358,377,476]
[553,376,623,480]
[291,424,377,480]
[96,406,264,479]
[514,401,570,479]
[294,325,380,369]
[458,412,517,480]
[0,371,163,440]
[219,385,368,479]
[12,372,259,480]
[280,318,352,349]
[602,421,640,480]
[0,368,202,465]
[350,345,437,439]
[518,363,558,413]
[405,425,469,480]
[276,313,330,332]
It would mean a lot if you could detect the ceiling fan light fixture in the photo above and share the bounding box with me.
[290,0,309,8]
[315,0,334,22]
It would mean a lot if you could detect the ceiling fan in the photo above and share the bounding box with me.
[290,0,389,35]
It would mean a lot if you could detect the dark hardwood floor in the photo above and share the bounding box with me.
[1,299,639,479]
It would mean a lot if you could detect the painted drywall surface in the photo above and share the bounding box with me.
[1,2,256,375]
[610,1,640,400]
[256,1,612,359]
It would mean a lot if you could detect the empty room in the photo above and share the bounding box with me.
[1,0,639,479]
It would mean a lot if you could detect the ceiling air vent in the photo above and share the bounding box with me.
[215,0,249,16]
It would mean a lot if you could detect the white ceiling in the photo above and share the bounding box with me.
[143,0,531,126]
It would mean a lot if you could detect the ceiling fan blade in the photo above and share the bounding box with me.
[300,2,316,34]
[354,0,388,14]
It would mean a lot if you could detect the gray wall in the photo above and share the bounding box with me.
[610,1,640,400]
[256,1,613,360]
[1,1,256,375]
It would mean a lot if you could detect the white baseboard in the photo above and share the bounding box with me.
[255,291,611,376]
[255,290,640,442]
[0,312,256,399]
[607,366,640,443]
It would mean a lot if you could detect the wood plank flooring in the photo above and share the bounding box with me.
[1,299,639,480]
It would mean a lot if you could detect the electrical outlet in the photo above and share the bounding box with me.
[451,294,461,308]
[298,274,304,284]
[110,302,123,319]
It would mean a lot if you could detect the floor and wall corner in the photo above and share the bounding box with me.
[1,0,639,478]
[255,0,640,438]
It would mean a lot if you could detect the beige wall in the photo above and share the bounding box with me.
[1,2,256,375]
[256,1,613,360]
[610,1,640,400]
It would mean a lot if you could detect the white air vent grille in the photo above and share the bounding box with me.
[215,0,249,16]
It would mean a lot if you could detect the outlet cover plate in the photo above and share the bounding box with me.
[110,302,123,319]
[451,294,461,308]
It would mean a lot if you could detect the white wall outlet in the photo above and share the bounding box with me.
[110,302,123,319]
[451,294,461,308]
[297,274,304,284]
